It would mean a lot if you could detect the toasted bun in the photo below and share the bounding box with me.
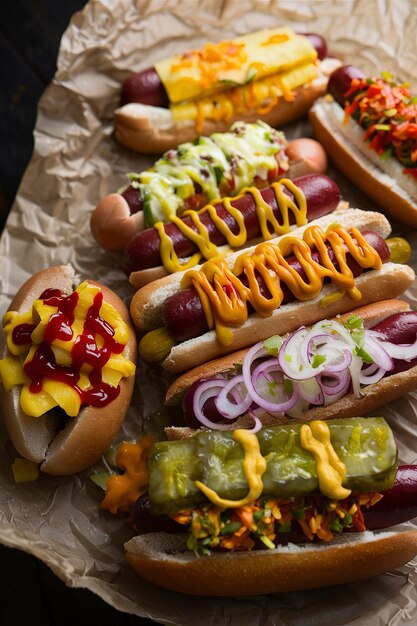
[125,529,417,595]
[309,98,417,228]
[165,298,411,406]
[115,59,341,154]
[0,265,137,475]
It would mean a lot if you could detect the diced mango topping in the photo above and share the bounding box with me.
[0,281,136,417]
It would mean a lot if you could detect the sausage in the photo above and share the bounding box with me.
[130,465,417,536]
[120,33,328,107]
[122,174,341,275]
[327,65,366,107]
[161,230,390,343]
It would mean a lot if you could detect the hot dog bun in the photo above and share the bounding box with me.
[165,299,417,435]
[309,97,417,228]
[0,265,137,475]
[125,528,417,596]
[115,57,341,154]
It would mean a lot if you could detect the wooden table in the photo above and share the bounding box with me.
[0,2,160,623]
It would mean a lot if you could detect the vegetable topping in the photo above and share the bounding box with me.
[343,72,417,178]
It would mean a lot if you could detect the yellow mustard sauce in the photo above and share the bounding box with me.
[100,434,157,515]
[155,178,307,273]
[300,421,351,500]
[194,420,349,509]
[180,224,383,346]
[195,429,267,508]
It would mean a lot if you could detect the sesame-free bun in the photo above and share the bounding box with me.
[125,528,417,596]
[309,98,417,228]
[0,265,137,475]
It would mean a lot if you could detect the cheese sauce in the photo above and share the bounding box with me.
[155,177,307,272]
[128,120,289,224]
[181,224,383,345]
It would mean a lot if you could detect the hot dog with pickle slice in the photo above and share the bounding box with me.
[122,418,417,595]
[309,65,417,226]
[92,120,328,251]
[0,265,137,476]
[115,28,341,153]
[131,208,414,373]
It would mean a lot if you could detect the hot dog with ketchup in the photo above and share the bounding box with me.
[121,418,417,595]
[131,208,414,373]
[164,299,417,432]
[115,28,341,153]
[309,65,417,226]
[123,173,341,289]
[92,120,328,250]
[0,265,137,476]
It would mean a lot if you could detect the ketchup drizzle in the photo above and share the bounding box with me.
[15,287,125,409]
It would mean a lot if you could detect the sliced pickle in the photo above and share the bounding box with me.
[148,437,202,515]
[148,417,398,515]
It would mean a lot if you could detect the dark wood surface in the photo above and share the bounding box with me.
[0,2,158,624]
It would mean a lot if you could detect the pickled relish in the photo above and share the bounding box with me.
[172,492,383,555]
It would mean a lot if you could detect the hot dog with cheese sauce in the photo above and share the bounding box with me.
[131,208,414,373]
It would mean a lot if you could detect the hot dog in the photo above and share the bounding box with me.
[115,28,342,154]
[91,120,328,251]
[164,299,417,432]
[122,418,417,595]
[123,173,341,289]
[131,208,414,373]
[309,65,417,227]
[0,265,137,476]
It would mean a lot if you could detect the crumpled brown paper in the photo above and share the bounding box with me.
[1,0,417,623]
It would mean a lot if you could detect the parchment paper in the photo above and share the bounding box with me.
[1,1,417,624]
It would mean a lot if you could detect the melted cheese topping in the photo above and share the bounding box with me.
[171,61,318,134]
[195,429,267,508]
[128,120,289,223]
[300,421,351,500]
[0,282,136,417]
[154,27,317,104]
[180,224,383,345]
[155,177,307,273]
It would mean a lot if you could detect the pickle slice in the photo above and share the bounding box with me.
[148,417,398,515]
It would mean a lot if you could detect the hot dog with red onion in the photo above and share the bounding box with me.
[309,65,417,226]
[130,208,414,373]
[115,28,341,153]
[123,173,341,289]
[0,265,137,476]
[121,418,417,595]
[164,299,417,432]
[91,120,328,251]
